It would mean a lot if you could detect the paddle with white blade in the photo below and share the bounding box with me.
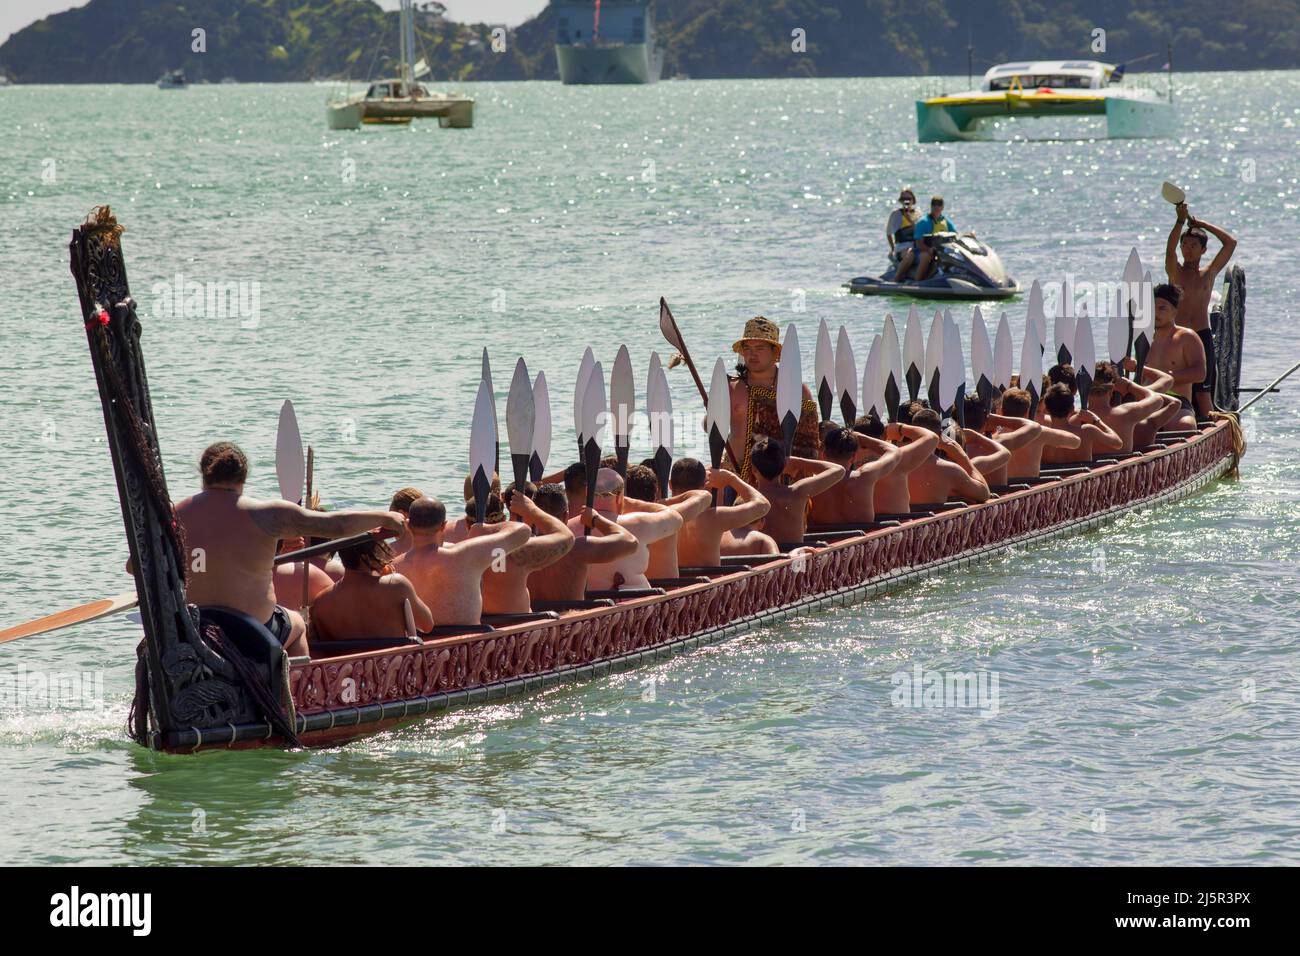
[1107,307,1130,378]
[1054,281,1075,367]
[1020,318,1043,418]
[647,352,674,498]
[580,362,606,524]
[1074,313,1097,411]
[481,348,500,478]
[942,314,965,427]
[903,305,924,402]
[1026,279,1048,356]
[1134,270,1156,383]
[970,306,995,409]
[529,371,552,483]
[881,313,902,421]
[925,310,945,411]
[862,334,883,421]
[835,325,857,425]
[994,312,1014,395]
[573,346,595,462]
[705,357,732,505]
[1121,247,1144,378]
[276,399,305,504]
[506,357,535,492]
[815,318,835,422]
[469,377,497,525]
[776,324,803,454]
[1161,181,1186,205]
[610,344,636,478]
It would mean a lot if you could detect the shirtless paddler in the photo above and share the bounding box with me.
[172,442,406,657]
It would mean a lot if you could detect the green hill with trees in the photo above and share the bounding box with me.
[0,0,1294,84]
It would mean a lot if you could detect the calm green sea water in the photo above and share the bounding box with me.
[1,74,1297,865]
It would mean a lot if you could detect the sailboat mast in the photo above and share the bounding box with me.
[401,0,417,90]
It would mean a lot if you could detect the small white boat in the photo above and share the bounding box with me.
[326,0,473,130]
[156,69,187,90]
[0,75,11,88]
[917,59,1176,142]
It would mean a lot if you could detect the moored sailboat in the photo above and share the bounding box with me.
[326,0,473,130]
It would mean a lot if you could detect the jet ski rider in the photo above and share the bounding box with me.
[887,189,921,279]
[912,196,957,281]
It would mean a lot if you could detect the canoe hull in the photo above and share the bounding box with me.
[163,420,1238,752]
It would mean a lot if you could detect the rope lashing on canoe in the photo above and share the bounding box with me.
[1208,411,1245,476]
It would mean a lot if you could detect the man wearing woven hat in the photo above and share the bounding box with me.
[727,316,822,480]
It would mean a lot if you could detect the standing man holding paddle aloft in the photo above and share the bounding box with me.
[728,317,821,480]
[1165,196,1236,421]
[173,442,406,656]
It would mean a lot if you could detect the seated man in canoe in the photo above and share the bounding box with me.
[624,464,711,580]
[747,437,844,545]
[960,396,1043,488]
[308,536,433,643]
[477,482,575,614]
[1088,362,1175,453]
[852,413,940,516]
[1130,283,1206,432]
[997,388,1081,480]
[721,518,781,557]
[586,468,684,592]
[444,472,502,543]
[809,426,900,525]
[171,442,406,657]
[272,536,334,613]
[669,458,771,566]
[726,317,822,480]
[528,483,638,603]
[387,486,425,556]
[1039,384,1124,464]
[393,495,531,627]
[904,408,990,507]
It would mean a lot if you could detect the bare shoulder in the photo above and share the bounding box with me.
[244,498,299,537]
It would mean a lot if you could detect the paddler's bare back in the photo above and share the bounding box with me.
[174,490,281,620]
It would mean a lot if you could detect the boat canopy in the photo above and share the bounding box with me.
[365,79,429,99]
[981,60,1119,92]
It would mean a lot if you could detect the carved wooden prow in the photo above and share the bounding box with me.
[69,207,263,747]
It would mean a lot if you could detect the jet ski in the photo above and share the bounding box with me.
[846,232,1020,300]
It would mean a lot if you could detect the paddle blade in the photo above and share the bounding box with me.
[925,311,945,411]
[1161,181,1186,204]
[506,357,535,489]
[469,378,497,524]
[573,346,595,454]
[942,315,965,422]
[881,313,902,421]
[530,371,552,482]
[705,356,731,448]
[581,361,607,454]
[862,333,883,422]
[1054,310,1074,368]
[971,307,994,408]
[834,325,857,424]
[276,399,305,503]
[482,348,500,475]
[776,324,803,452]
[0,591,138,644]
[1027,279,1047,347]
[994,312,1014,393]
[1074,315,1096,411]
[903,305,924,402]
[1107,310,1129,366]
[610,344,636,449]
[1019,318,1042,406]
[658,297,685,352]
[814,319,834,422]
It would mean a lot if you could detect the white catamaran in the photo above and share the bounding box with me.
[326,0,474,131]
